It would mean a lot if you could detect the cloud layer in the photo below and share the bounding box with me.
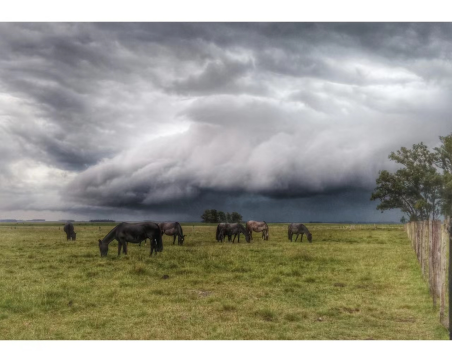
[0,23,451,221]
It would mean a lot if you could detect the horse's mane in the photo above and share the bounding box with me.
[175,221,183,235]
[300,223,311,235]
[100,223,122,243]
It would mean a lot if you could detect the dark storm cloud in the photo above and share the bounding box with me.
[0,23,451,221]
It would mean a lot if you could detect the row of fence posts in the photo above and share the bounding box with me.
[405,219,451,337]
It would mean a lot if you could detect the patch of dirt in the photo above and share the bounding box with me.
[334,283,346,287]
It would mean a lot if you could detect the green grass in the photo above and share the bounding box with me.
[0,222,448,340]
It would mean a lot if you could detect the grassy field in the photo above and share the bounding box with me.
[0,222,448,340]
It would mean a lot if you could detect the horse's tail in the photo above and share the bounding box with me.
[155,226,163,253]
[245,221,251,233]
[288,224,291,240]
[158,223,164,235]
[216,224,220,241]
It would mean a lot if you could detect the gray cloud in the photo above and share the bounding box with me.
[0,23,451,222]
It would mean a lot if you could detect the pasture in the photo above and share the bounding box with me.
[0,222,449,340]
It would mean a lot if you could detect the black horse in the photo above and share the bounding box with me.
[64,222,76,241]
[216,223,232,242]
[229,223,250,243]
[288,223,312,242]
[216,223,250,243]
[98,222,163,257]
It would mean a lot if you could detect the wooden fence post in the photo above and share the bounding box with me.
[440,219,448,325]
[429,219,435,306]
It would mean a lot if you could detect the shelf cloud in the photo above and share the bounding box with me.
[0,23,451,221]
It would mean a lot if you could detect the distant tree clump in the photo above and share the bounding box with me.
[231,212,243,223]
[371,134,451,221]
[201,209,243,223]
[218,211,226,222]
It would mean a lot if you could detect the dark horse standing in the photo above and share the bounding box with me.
[216,223,250,243]
[229,223,250,243]
[98,222,163,257]
[64,222,76,241]
[288,223,312,243]
[159,222,185,245]
[216,223,232,242]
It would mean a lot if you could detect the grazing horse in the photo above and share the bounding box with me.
[216,223,232,242]
[159,222,185,245]
[229,223,250,243]
[246,220,269,240]
[64,222,76,241]
[98,222,163,257]
[288,223,312,243]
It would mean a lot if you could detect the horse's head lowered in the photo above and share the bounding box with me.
[307,233,313,243]
[98,239,108,256]
[178,234,186,244]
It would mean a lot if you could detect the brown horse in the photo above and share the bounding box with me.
[159,222,185,245]
[246,220,269,240]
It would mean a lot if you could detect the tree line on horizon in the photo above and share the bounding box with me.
[200,209,243,223]
[371,134,451,222]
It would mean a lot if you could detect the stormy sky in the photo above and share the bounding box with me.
[0,22,451,222]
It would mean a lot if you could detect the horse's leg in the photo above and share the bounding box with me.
[290,232,293,242]
[123,242,128,255]
[118,242,122,256]
[150,239,155,256]
[173,234,176,245]
[238,234,240,243]
[295,234,299,242]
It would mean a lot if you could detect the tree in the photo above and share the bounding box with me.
[210,209,219,223]
[218,211,226,222]
[231,212,243,223]
[371,142,443,221]
[400,216,407,224]
[434,134,452,217]
[201,209,211,223]
[226,212,232,223]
